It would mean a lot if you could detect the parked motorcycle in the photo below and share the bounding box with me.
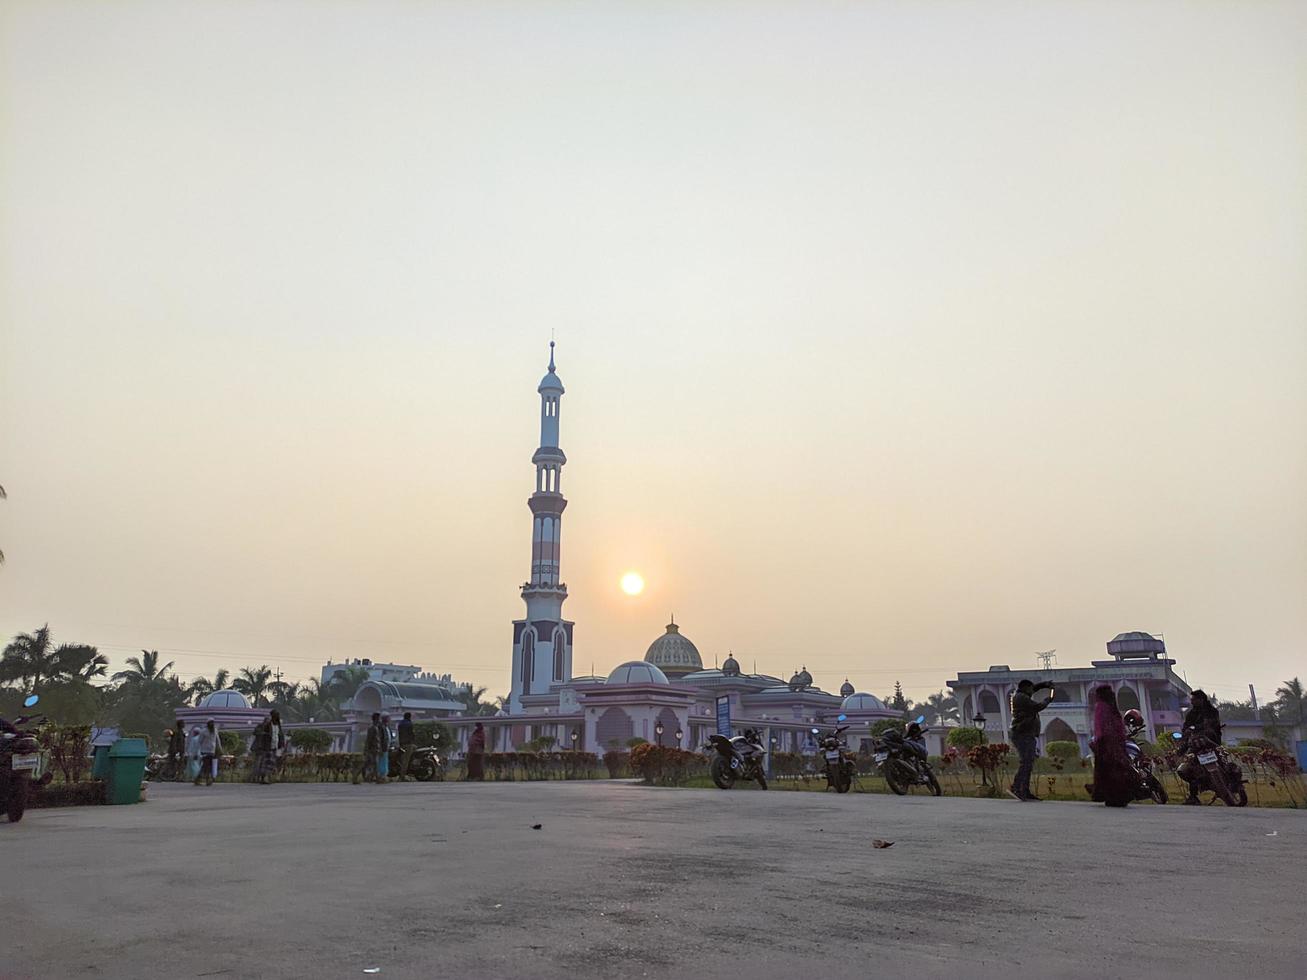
[1172,727,1247,807]
[388,744,443,782]
[706,728,768,790]
[873,715,941,797]
[811,724,855,793]
[1122,710,1168,804]
[1,695,53,823]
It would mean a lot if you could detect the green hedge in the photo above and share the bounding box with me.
[33,780,106,808]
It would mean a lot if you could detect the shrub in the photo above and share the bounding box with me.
[966,742,1011,782]
[603,749,628,778]
[38,724,92,783]
[625,736,648,748]
[947,727,984,751]
[290,728,333,753]
[218,730,246,757]
[629,744,707,786]
[1044,740,1079,767]
[33,780,105,808]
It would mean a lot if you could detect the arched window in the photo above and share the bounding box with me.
[520,631,535,689]
[595,707,633,748]
[553,630,566,681]
[978,691,1001,715]
[1117,686,1140,712]
[1044,718,1077,744]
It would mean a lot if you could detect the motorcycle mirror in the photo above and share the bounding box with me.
[1171,732,1183,740]
[837,714,847,722]
[23,695,39,708]
[811,727,819,735]
[914,715,925,725]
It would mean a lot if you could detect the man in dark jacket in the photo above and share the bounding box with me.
[363,712,384,783]
[1008,679,1054,801]
[1178,690,1222,804]
[396,712,416,781]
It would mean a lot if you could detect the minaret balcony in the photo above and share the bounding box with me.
[532,446,567,465]
[522,582,568,598]
[528,494,568,515]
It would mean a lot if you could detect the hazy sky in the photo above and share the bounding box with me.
[2,2,1304,704]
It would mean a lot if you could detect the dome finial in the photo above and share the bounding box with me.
[548,339,555,373]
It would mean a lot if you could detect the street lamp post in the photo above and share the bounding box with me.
[674,728,683,748]
[569,729,579,752]
[973,712,988,785]
[655,721,664,747]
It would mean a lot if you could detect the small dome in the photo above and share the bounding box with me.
[644,621,703,678]
[721,655,741,677]
[841,692,889,713]
[538,342,565,394]
[840,679,855,697]
[606,661,670,686]
[788,668,813,691]
[201,689,251,710]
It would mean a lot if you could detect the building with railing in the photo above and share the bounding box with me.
[947,631,1191,754]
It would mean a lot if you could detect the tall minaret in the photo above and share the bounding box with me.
[509,342,574,712]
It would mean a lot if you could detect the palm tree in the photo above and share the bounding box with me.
[268,679,301,709]
[289,678,339,722]
[53,644,110,682]
[2,625,58,690]
[921,690,960,726]
[460,685,500,716]
[325,665,370,706]
[190,669,231,704]
[112,650,176,685]
[233,665,274,706]
[1274,677,1305,728]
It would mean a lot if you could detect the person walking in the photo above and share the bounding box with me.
[185,725,202,782]
[194,719,219,786]
[467,722,487,781]
[251,717,273,783]
[362,712,384,784]
[396,712,416,781]
[1089,685,1136,807]
[1008,679,1054,800]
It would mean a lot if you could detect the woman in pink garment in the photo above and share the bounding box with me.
[1089,684,1136,807]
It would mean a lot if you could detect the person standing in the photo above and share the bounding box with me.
[185,725,202,782]
[396,712,415,781]
[167,720,187,780]
[377,714,393,782]
[251,717,273,783]
[363,712,384,784]
[467,722,487,781]
[1008,679,1054,801]
[269,709,285,780]
[194,719,219,786]
[1089,685,1136,807]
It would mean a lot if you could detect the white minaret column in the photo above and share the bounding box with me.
[509,342,574,713]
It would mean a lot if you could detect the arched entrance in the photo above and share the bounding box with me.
[595,707,633,749]
[1044,718,1077,744]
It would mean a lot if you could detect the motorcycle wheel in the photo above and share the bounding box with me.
[925,770,943,797]
[1232,783,1248,807]
[6,779,27,823]
[1146,775,1168,805]
[710,755,735,790]
[412,757,436,782]
[1207,769,1237,807]
[883,760,910,796]
[835,770,852,794]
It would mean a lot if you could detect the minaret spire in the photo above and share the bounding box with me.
[509,342,573,713]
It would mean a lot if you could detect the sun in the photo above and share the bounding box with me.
[620,571,645,596]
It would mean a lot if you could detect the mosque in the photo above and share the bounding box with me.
[438,343,901,758]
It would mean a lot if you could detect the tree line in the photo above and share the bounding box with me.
[0,624,502,742]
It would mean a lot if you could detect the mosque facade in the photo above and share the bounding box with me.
[442,344,901,759]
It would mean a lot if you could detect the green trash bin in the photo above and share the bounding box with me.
[106,738,149,805]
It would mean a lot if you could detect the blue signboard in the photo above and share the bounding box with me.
[715,695,731,737]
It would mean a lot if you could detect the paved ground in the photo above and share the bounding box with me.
[1,780,1303,980]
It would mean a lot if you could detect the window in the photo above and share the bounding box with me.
[553,631,566,681]
[978,691,1001,715]
[520,632,535,688]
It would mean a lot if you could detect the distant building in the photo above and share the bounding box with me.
[948,631,1192,754]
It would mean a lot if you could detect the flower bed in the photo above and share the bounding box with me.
[629,744,708,786]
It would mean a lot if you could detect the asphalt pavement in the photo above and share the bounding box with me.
[1,779,1303,979]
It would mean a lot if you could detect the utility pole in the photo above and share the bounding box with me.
[1036,650,1057,671]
